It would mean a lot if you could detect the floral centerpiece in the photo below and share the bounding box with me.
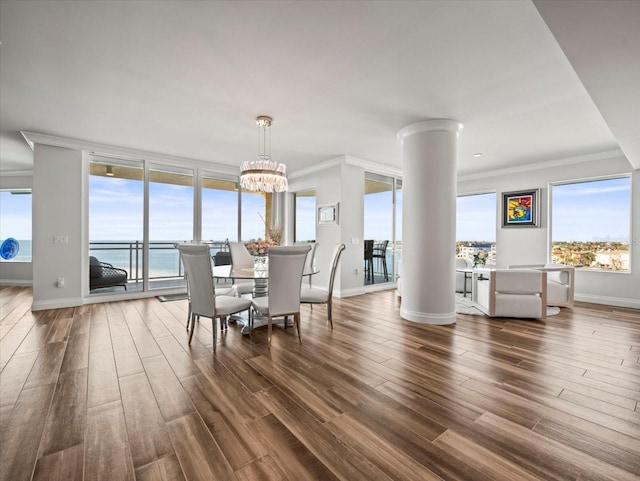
[472,249,488,268]
[245,238,278,256]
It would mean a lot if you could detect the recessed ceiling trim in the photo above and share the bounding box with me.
[458,148,626,182]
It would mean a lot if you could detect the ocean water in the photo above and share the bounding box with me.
[90,241,228,280]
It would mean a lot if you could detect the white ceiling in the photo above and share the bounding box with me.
[1,0,638,176]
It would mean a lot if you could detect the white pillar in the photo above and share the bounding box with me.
[398,119,463,324]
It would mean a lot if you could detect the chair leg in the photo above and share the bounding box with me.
[212,317,217,353]
[186,302,191,330]
[327,300,333,329]
[294,313,302,343]
[188,313,196,344]
[267,316,273,349]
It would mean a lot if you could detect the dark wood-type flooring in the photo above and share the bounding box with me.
[1,286,639,481]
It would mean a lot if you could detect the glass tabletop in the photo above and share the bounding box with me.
[212,264,318,279]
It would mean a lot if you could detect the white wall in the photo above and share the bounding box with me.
[288,156,366,297]
[0,174,33,285]
[458,153,640,308]
[32,144,85,309]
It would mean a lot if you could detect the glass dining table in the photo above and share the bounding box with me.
[212,263,319,333]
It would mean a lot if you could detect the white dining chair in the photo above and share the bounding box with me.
[176,243,252,351]
[251,245,311,348]
[296,241,319,287]
[228,242,256,296]
[300,243,345,328]
[177,243,235,329]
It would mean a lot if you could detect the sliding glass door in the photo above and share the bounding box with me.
[364,172,396,285]
[89,159,144,292]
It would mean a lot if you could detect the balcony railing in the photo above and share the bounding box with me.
[89,240,230,283]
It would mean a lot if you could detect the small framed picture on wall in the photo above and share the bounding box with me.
[318,203,339,225]
[501,189,539,227]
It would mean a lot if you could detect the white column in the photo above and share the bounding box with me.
[397,119,463,324]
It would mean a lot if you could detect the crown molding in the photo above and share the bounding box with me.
[343,155,402,178]
[20,131,238,176]
[289,154,402,180]
[288,156,345,180]
[0,170,33,177]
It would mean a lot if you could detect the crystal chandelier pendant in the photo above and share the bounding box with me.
[240,116,288,193]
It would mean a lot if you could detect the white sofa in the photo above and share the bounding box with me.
[473,268,547,319]
[508,263,575,308]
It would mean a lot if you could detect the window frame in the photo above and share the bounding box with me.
[549,174,632,273]
[0,188,32,262]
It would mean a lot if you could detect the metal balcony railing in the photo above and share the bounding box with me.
[89,240,230,283]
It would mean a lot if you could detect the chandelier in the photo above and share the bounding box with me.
[239,116,288,193]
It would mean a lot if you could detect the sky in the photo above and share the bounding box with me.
[295,196,316,242]
[0,191,31,239]
[1,175,631,247]
[457,192,497,242]
[552,177,631,242]
[88,176,266,241]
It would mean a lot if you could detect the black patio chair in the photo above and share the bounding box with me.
[89,256,128,291]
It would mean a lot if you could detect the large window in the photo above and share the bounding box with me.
[294,189,316,242]
[0,190,32,262]
[148,166,194,289]
[551,176,631,271]
[88,157,271,295]
[202,175,239,248]
[456,192,497,264]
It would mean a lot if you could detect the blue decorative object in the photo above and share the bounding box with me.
[0,238,20,260]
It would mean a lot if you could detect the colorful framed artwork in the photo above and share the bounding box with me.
[502,189,539,227]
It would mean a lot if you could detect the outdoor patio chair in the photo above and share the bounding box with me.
[89,256,128,292]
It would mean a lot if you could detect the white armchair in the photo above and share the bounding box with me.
[540,264,574,308]
[508,263,574,308]
[473,269,547,319]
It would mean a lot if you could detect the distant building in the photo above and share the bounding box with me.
[595,250,629,270]
[457,242,496,264]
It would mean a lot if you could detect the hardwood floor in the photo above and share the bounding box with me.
[1,285,639,481]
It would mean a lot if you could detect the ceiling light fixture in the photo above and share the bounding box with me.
[473,152,483,158]
[239,116,288,193]
[106,165,114,176]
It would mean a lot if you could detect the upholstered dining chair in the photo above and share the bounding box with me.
[251,245,311,348]
[228,242,256,296]
[176,243,252,351]
[176,244,235,329]
[300,243,346,328]
[297,241,319,287]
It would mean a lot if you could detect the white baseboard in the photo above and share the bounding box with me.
[0,279,33,286]
[31,297,83,311]
[336,287,366,298]
[575,293,640,310]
